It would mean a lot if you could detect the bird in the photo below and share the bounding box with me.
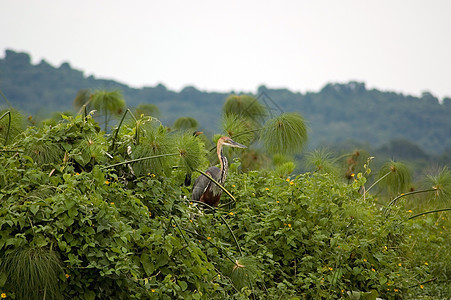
[192,136,246,207]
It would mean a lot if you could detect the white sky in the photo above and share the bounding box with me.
[1,0,450,99]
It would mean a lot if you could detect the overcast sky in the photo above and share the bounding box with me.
[1,0,450,100]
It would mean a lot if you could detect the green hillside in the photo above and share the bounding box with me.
[1,49,450,156]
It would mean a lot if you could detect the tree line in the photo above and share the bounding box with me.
[1,49,450,158]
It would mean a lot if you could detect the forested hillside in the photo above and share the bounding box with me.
[1,49,450,155]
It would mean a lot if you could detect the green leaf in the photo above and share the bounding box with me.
[179,280,188,291]
[58,240,67,251]
[68,207,78,218]
[63,173,71,182]
[140,253,155,276]
[29,204,39,215]
[33,234,48,247]
[0,271,7,287]
[156,253,169,268]
[65,198,76,210]
[347,291,361,300]
[63,214,74,226]
[84,290,96,300]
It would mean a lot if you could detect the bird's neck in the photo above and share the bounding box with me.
[216,146,228,183]
[219,153,228,184]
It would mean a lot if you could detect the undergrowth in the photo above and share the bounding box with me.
[0,114,448,299]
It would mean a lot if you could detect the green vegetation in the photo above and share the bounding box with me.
[0,49,449,298]
[0,94,449,299]
[73,89,126,132]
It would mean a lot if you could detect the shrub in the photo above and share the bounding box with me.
[0,113,448,299]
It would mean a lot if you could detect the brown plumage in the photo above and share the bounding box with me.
[192,136,246,207]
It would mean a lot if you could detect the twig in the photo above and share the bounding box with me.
[183,228,236,265]
[110,109,137,151]
[384,188,437,215]
[406,208,451,221]
[408,277,437,288]
[101,153,179,169]
[0,111,11,146]
[219,215,243,257]
[167,217,189,245]
[365,170,390,196]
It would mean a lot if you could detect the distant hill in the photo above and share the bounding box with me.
[1,49,450,156]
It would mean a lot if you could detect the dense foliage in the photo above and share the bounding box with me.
[0,113,449,299]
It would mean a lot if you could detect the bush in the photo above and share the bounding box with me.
[0,114,448,299]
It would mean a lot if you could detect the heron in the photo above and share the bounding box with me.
[192,136,246,207]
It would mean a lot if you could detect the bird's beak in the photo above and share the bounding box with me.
[228,139,247,149]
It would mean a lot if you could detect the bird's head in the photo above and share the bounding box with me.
[219,136,247,149]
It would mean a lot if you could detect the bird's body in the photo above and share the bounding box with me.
[192,136,246,207]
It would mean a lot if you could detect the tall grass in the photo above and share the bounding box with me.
[1,246,64,300]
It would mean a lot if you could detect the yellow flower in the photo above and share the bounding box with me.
[276,200,280,203]
[151,174,156,177]
[75,172,80,175]
[189,219,193,223]
[420,285,424,289]
[286,178,290,182]
[424,262,428,265]
[371,268,376,272]
[231,184,236,188]
[408,209,413,213]
[265,188,269,191]
[229,212,234,216]
[65,274,70,279]
[328,267,333,271]
[398,263,402,267]
[363,258,367,262]
[351,173,355,177]
[290,181,294,185]
[287,224,292,228]
[394,289,399,292]
[384,245,388,251]
[110,202,114,205]
[151,289,156,292]
[1,293,6,298]
[207,236,211,240]
[105,180,110,185]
